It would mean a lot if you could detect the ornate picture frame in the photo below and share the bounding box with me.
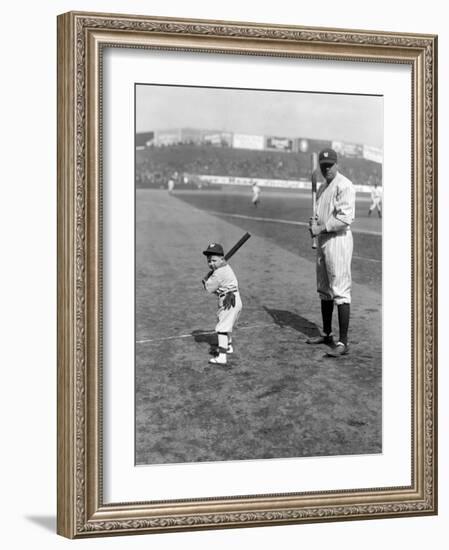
[57,11,437,538]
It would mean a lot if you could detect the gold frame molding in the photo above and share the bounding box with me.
[57,11,438,539]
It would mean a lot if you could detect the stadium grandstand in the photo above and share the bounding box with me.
[135,129,382,192]
[135,131,155,150]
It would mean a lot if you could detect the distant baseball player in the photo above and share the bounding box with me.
[368,182,382,218]
[251,182,261,207]
[202,243,242,365]
[167,177,175,194]
[307,148,356,357]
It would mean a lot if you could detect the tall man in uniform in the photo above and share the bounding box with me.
[307,148,356,357]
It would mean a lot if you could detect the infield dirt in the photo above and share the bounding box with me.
[135,188,382,465]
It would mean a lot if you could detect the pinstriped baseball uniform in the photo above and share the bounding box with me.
[315,172,356,304]
[204,263,242,332]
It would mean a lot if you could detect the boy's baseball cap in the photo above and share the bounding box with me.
[203,243,224,256]
[319,148,338,165]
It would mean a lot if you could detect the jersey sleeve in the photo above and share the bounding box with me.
[325,178,355,231]
[204,265,238,295]
[204,271,221,294]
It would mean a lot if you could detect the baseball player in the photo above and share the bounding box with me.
[202,243,242,365]
[251,182,261,207]
[368,182,382,217]
[307,148,356,357]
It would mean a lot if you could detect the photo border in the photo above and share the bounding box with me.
[57,11,437,538]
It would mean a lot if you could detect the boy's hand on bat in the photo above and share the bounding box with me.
[201,272,212,286]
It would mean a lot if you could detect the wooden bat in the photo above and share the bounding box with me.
[311,152,318,249]
[204,232,251,279]
[224,232,251,261]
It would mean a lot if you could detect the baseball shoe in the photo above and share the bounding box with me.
[208,356,227,365]
[325,342,348,357]
[306,333,334,345]
[210,345,233,355]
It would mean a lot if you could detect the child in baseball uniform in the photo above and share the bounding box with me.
[202,243,242,365]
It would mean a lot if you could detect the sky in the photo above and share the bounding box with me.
[136,84,383,149]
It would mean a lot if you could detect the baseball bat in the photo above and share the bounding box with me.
[224,232,251,261]
[311,152,318,249]
[204,232,251,279]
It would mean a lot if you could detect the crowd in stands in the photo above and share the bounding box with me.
[136,143,382,189]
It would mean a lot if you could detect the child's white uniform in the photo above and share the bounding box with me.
[204,263,242,332]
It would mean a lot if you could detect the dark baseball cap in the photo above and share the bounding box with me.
[319,148,338,165]
[203,243,224,256]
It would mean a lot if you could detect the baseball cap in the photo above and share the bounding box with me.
[203,243,224,256]
[319,148,338,165]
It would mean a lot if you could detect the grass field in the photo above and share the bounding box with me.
[135,187,382,465]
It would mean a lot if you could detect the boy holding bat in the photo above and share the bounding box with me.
[202,239,246,365]
[308,148,356,356]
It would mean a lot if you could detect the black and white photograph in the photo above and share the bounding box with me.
[56,4,437,539]
[2,0,444,546]
[135,84,383,466]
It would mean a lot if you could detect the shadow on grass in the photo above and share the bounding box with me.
[263,307,319,338]
[191,329,217,355]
